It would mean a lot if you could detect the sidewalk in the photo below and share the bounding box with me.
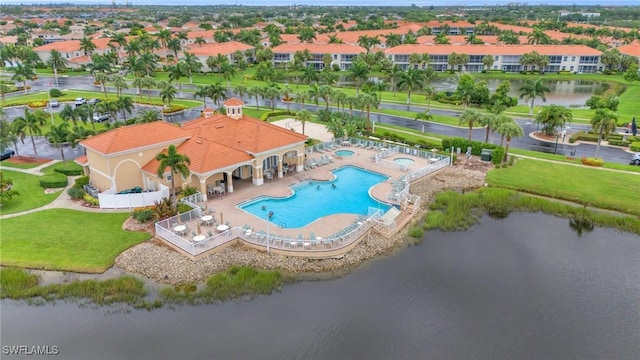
[0,160,128,219]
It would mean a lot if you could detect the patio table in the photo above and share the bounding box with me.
[201,215,213,225]
[193,235,206,242]
[217,224,229,232]
[174,225,187,235]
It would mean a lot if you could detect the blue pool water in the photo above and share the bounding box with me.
[393,157,415,165]
[335,150,354,157]
[239,166,390,228]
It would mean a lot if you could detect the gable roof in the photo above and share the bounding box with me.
[618,44,640,57]
[272,43,366,55]
[80,122,190,155]
[184,41,253,56]
[384,44,602,56]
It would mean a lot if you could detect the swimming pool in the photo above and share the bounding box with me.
[335,150,354,157]
[393,157,415,165]
[238,166,390,228]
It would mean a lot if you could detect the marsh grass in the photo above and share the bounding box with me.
[0,268,151,307]
[160,266,288,305]
[424,188,640,235]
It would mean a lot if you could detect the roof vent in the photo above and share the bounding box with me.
[215,125,224,129]
[196,140,203,144]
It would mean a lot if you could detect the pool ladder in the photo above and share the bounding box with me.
[278,221,287,229]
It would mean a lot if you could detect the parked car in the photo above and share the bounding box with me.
[93,113,110,123]
[74,97,86,106]
[1,149,15,161]
[87,98,101,105]
[630,153,640,166]
[49,99,59,107]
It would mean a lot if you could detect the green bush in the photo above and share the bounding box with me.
[491,147,505,164]
[39,174,68,188]
[179,186,198,198]
[177,203,193,213]
[28,101,47,108]
[630,141,640,152]
[162,104,186,114]
[73,176,89,189]
[132,208,154,223]
[67,187,86,200]
[574,132,600,142]
[442,138,502,157]
[49,88,64,98]
[53,163,83,176]
[83,193,100,206]
[608,139,629,147]
[581,157,604,167]
[408,226,424,238]
[260,110,296,121]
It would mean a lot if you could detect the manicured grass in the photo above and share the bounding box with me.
[0,209,151,273]
[0,161,41,169]
[40,160,82,175]
[4,90,202,109]
[486,158,640,216]
[423,188,640,235]
[0,170,60,215]
[508,148,640,172]
[35,68,90,77]
[242,106,273,120]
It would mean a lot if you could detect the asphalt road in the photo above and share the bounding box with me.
[3,74,635,165]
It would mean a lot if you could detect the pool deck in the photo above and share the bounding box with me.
[165,145,438,258]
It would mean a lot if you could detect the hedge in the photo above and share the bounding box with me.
[73,176,89,189]
[608,139,629,147]
[581,157,604,167]
[260,110,296,121]
[39,174,68,188]
[162,104,186,114]
[54,163,83,176]
[441,137,505,164]
[631,141,640,152]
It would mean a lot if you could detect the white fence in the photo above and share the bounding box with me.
[98,185,170,209]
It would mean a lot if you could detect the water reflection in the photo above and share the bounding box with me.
[2,213,638,359]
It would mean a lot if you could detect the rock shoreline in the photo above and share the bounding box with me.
[115,166,487,285]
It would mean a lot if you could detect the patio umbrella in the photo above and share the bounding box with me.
[632,117,637,137]
[220,212,224,225]
[197,221,201,235]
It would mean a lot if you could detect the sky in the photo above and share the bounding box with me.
[3,0,640,6]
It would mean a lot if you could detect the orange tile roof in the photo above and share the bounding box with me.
[224,98,244,106]
[272,43,366,55]
[385,44,601,56]
[187,30,215,39]
[33,40,80,52]
[617,44,640,57]
[489,22,533,34]
[74,155,88,165]
[185,41,254,56]
[181,112,307,155]
[68,55,91,64]
[80,122,190,156]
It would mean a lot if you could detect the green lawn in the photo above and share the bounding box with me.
[0,209,150,272]
[0,169,61,215]
[0,161,41,169]
[4,90,202,109]
[508,148,640,173]
[486,158,640,216]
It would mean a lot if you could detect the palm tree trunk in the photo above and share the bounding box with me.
[406,91,411,105]
[529,98,534,116]
[468,125,473,142]
[29,134,38,160]
[102,83,107,98]
[504,139,511,162]
[595,128,603,158]
[255,95,260,110]
[59,146,66,162]
[485,127,490,143]
[24,80,28,94]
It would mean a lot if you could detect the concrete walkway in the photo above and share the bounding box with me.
[0,160,128,219]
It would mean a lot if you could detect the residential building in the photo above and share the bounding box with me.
[271,43,367,70]
[617,44,640,65]
[385,44,603,73]
[183,41,255,71]
[76,99,307,207]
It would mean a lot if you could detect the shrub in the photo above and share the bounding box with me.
[608,139,629,147]
[67,187,86,200]
[491,147,505,164]
[132,208,154,223]
[581,157,604,167]
[83,193,99,206]
[49,88,64,98]
[407,226,424,238]
[162,104,186,114]
[73,176,89,189]
[53,163,83,176]
[630,141,640,152]
[179,186,198,198]
[39,174,67,188]
[27,101,47,108]
[177,203,193,213]
[260,110,296,121]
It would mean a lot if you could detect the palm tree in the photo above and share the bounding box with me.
[234,84,248,103]
[349,60,369,96]
[46,122,70,162]
[110,74,128,98]
[385,64,403,97]
[295,90,309,110]
[295,109,312,135]
[182,52,202,84]
[194,85,209,108]
[519,78,551,116]
[47,49,68,88]
[357,93,379,129]
[0,84,11,104]
[535,105,573,136]
[95,72,109,98]
[137,109,161,123]
[308,84,321,112]
[206,82,227,108]
[160,83,177,107]
[79,36,96,56]
[117,96,134,122]
[397,68,425,105]
[458,109,483,141]
[590,109,618,158]
[415,110,433,133]
[156,29,172,59]
[59,104,78,127]
[13,108,45,160]
[262,83,281,111]
[155,145,191,207]
[318,85,333,111]
[495,119,524,162]
[12,63,35,94]
[248,86,262,110]
[220,62,236,89]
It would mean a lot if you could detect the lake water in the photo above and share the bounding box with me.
[2,213,639,359]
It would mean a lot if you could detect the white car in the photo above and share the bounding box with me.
[93,113,110,123]
[630,153,640,166]
[74,97,86,106]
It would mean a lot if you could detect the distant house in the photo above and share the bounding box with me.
[32,38,115,68]
[385,44,603,73]
[617,44,640,66]
[76,99,307,207]
[271,43,367,70]
[183,41,255,71]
